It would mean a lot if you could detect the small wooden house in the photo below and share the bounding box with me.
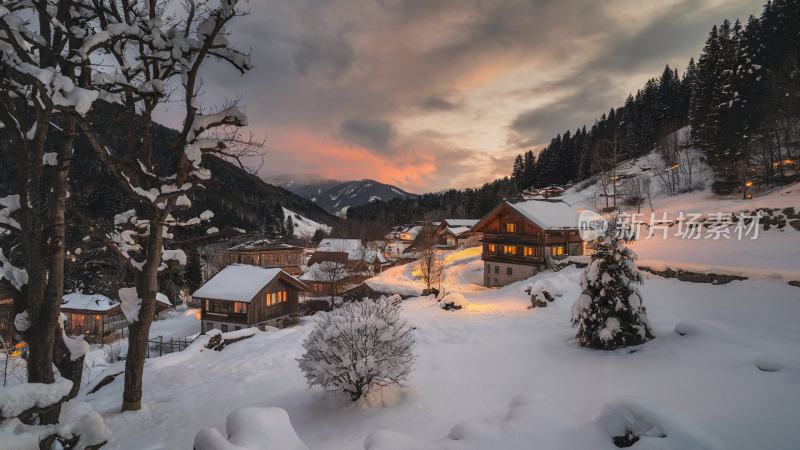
[435,219,480,248]
[222,239,304,275]
[472,199,585,287]
[307,238,390,274]
[194,265,308,333]
[61,292,172,343]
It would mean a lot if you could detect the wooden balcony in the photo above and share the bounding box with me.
[481,252,545,265]
[202,311,248,324]
[482,233,543,244]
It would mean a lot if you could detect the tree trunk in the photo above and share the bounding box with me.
[53,326,85,400]
[121,217,165,411]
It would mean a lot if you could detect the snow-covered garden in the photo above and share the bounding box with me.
[65,241,800,449]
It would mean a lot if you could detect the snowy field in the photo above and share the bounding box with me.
[80,247,800,449]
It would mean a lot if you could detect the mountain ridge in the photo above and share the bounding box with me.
[269,176,416,215]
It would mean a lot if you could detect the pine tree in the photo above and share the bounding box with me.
[285,216,295,238]
[511,154,525,189]
[522,150,536,188]
[571,228,654,350]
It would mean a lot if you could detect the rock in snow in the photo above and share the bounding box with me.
[596,397,725,450]
[194,407,308,450]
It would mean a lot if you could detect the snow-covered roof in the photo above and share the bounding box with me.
[156,293,171,307]
[444,226,473,237]
[365,249,388,264]
[61,291,170,312]
[299,263,329,282]
[226,238,301,252]
[61,292,118,312]
[443,219,479,228]
[506,199,580,230]
[193,265,285,302]
[316,238,364,260]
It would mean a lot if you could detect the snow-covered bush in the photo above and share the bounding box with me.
[297,296,414,401]
[571,231,653,350]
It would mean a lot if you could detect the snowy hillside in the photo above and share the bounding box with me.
[558,134,800,281]
[283,207,332,238]
[78,247,800,449]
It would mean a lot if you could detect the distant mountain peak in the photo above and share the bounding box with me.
[270,176,416,214]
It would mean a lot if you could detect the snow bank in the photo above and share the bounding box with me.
[194,407,308,450]
[596,397,725,450]
[0,400,111,450]
[0,378,73,418]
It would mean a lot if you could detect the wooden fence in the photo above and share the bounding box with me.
[146,335,194,358]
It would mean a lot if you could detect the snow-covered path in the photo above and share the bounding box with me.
[83,252,800,449]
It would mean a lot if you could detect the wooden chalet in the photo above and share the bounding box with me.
[307,238,390,274]
[194,264,307,333]
[222,239,304,275]
[435,219,480,248]
[472,199,585,287]
[61,292,172,343]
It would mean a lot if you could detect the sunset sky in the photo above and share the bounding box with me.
[183,0,762,193]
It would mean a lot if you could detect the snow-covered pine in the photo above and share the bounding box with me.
[571,229,654,350]
[297,296,415,401]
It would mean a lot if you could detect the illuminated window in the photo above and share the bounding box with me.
[550,245,565,256]
[502,245,516,255]
[487,243,497,252]
[505,223,517,233]
[280,291,287,302]
[233,302,247,314]
[523,247,535,257]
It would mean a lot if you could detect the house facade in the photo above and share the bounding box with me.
[194,265,307,333]
[222,239,304,275]
[472,199,585,287]
[61,292,172,343]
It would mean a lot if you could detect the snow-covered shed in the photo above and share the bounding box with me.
[435,219,481,248]
[222,239,304,275]
[61,292,172,343]
[307,238,390,274]
[193,265,308,333]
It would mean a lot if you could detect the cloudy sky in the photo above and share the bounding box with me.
[189,0,762,193]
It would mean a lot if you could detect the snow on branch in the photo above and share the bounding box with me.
[0,248,27,290]
[0,195,21,232]
[118,287,142,323]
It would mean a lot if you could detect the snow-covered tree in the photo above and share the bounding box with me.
[0,0,101,425]
[70,0,258,411]
[571,230,653,350]
[297,296,414,401]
